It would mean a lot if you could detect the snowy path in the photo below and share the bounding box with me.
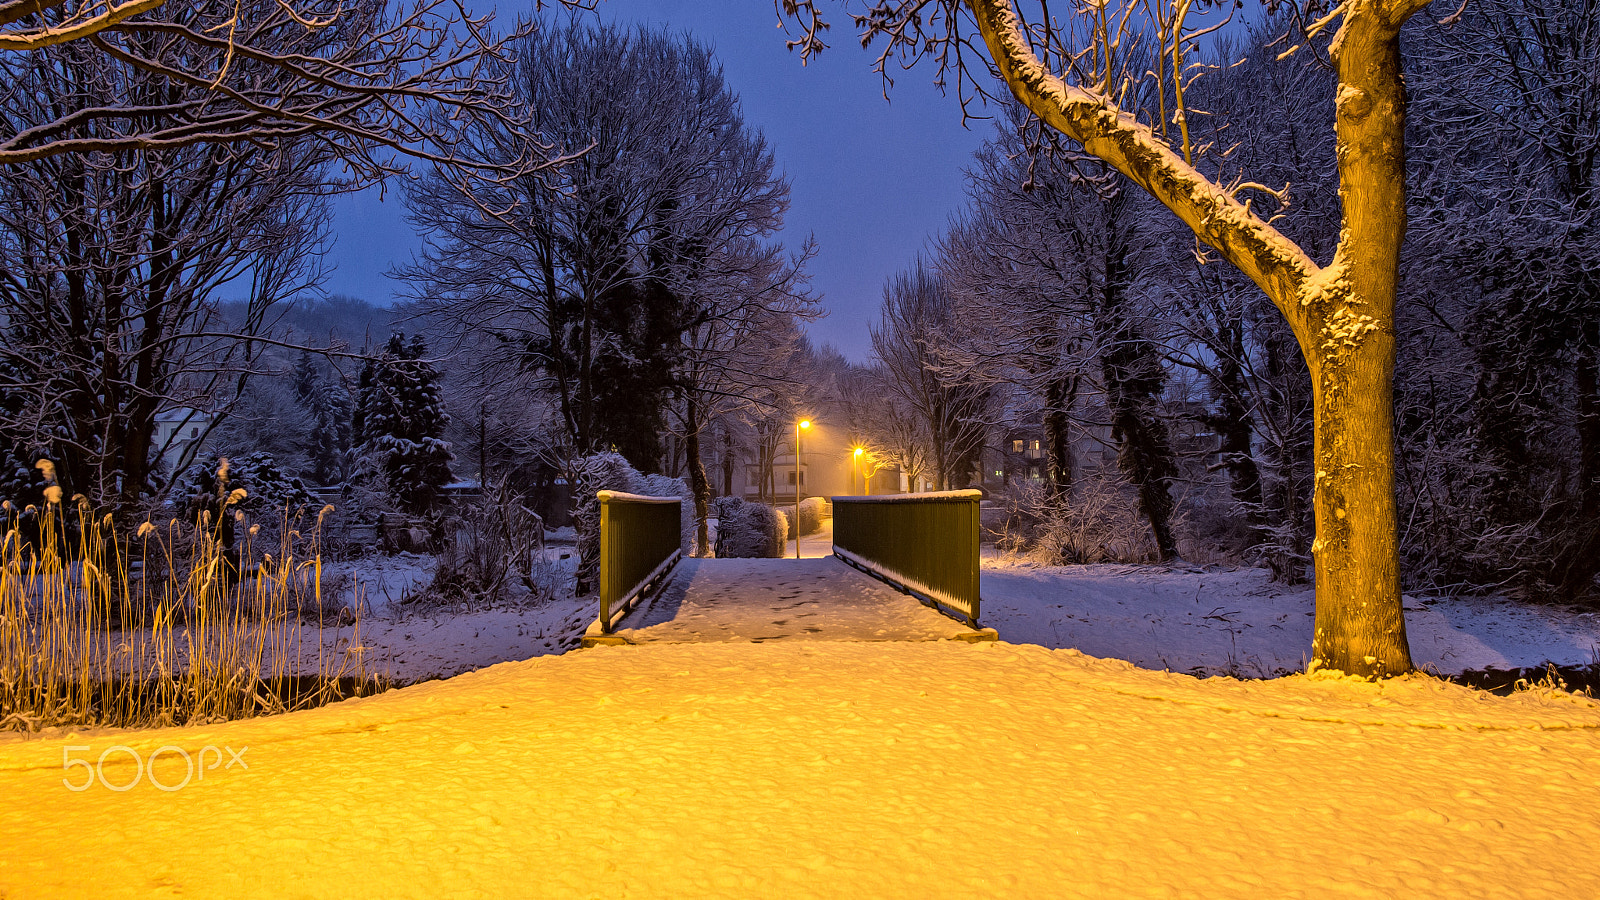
[615,557,976,644]
[2,642,1599,898]
[793,518,836,559]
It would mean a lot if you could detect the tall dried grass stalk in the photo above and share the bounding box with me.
[0,474,373,731]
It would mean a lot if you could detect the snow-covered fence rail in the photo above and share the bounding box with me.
[595,491,684,635]
[832,490,982,627]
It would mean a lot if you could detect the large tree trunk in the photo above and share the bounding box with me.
[682,394,712,557]
[1042,372,1077,501]
[1301,17,1413,677]
[1577,336,1600,523]
[968,0,1425,675]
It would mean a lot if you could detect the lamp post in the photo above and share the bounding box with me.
[795,419,810,559]
[853,446,864,496]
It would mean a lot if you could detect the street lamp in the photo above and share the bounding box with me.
[795,419,810,559]
[853,446,864,496]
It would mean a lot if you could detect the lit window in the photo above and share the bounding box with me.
[1011,440,1024,453]
[1029,440,1040,452]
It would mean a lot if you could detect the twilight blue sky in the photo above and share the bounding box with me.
[323,0,995,362]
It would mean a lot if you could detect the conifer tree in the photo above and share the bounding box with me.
[354,333,454,515]
[293,353,353,487]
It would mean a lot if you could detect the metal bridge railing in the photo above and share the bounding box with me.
[831,489,982,627]
[597,490,683,634]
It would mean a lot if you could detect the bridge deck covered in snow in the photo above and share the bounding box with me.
[602,556,992,645]
[585,493,994,647]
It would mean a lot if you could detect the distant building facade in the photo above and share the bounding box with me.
[151,408,211,479]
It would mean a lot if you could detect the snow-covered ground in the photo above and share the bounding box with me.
[330,551,436,614]
[324,519,849,682]
[981,559,1600,678]
[321,527,1600,684]
[616,557,977,643]
[324,549,591,683]
[2,641,1598,898]
[6,528,1600,896]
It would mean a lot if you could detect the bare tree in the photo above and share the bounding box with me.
[872,263,994,491]
[672,246,817,552]
[0,0,589,518]
[405,19,816,542]
[1150,20,1342,576]
[940,112,1184,557]
[0,36,329,514]
[1401,0,1600,600]
[867,375,936,491]
[0,0,566,180]
[403,19,697,462]
[779,0,1440,675]
[831,358,914,491]
[937,140,1094,503]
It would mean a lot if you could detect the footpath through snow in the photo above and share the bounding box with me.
[3,640,1600,898]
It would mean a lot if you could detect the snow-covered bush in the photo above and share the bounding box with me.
[791,496,827,538]
[994,477,1157,565]
[1176,495,1259,567]
[418,478,557,609]
[570,453,697,596]
[770,508,788,557]
[173,452,313,519]
[159,453,319,594]
[572,452,636,596]
[713,497,785,558]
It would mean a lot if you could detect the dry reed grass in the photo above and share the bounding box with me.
[0,461,378,732]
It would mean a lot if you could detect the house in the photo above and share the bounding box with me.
[975,422,1122,492]
[151,408,212,479]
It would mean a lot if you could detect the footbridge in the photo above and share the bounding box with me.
[581,490,997,647]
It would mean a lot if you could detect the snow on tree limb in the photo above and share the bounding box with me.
[0,0,589,182]
[963,0,1319,334]
[0,0,166,51]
